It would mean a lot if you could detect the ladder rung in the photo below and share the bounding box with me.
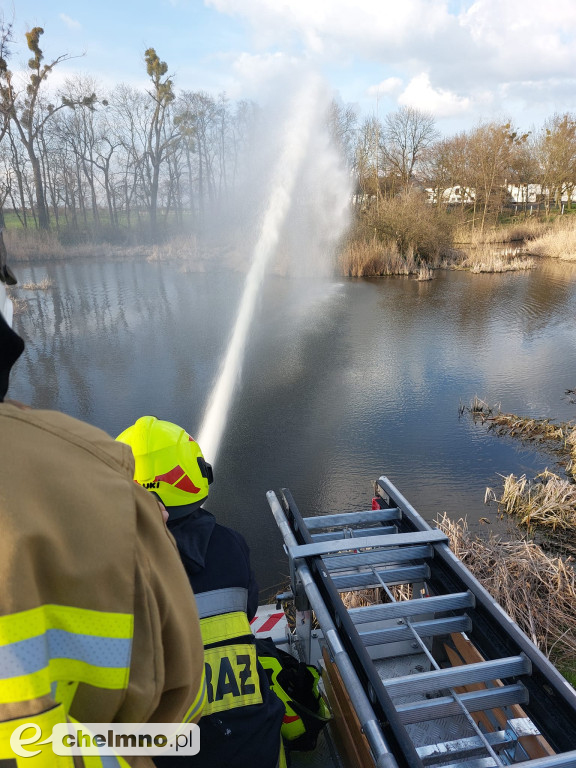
[324,544,433,571]
[360,615,472,648]
[303,508,401,530]
[349,592,475,625]
[384,655,531,697]
[333,564,430,590]
[417,730,515,766]
[396,683,529,724]
[289,529,448,559]
[311,525,397,542]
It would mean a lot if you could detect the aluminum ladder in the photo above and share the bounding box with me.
[267,476,576,768]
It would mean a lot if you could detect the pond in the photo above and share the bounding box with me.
[10,257,576,594]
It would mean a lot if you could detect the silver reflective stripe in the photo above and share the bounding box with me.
[101,756,124,768]
[0,630,132,678]
[194,587,248,619]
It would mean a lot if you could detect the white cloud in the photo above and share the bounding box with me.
[205,0,576,128]
[398,73,471,118]
[368,77,403,97]
[59,14,81,31]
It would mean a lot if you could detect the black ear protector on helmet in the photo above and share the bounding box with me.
[197,456,214,485]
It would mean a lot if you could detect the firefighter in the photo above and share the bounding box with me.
[0,293,206,766]
[116,416,286,768]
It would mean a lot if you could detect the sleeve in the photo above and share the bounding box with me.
[118,483,206,725]
[233,529,260,621]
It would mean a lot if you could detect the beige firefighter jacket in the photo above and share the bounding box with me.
[0,403,205,765]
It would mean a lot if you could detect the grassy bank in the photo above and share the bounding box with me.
[5,204,576,276]
[339,199,576,277]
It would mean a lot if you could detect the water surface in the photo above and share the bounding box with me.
[10,258,576,593]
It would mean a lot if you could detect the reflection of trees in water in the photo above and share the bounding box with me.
[13,260,238,431]
[374,263,576,345]
[16,261,172,418]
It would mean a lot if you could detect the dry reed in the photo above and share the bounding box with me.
[19,277,53,290]
[461,397,574,473]
[486,471,576,535]
[459,245,535,273]
[416,265,434,281]
[338,239,420,277]
[528,217,576,261]
[454,219,551,246]
[436,514,576,669]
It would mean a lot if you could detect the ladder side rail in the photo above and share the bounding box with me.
[376,476,576,753]
[511,752,576,768]
[267,490,402,768]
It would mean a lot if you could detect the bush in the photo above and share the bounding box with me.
[362,189,456,261]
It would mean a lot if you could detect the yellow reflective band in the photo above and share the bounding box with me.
[0,703,74,766]
[68,718,132,768]
[0,605,133,705]
[183,665,207,723]
[1,660,130,704]
[0,605,134,645]
[54,681,79,712]
[203,643,262,716]
[199,611,252,646]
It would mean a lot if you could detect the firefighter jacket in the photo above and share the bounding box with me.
[154,509,285,768]
[0,403,207,767]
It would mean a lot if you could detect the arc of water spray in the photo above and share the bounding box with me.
[197,79,321,465]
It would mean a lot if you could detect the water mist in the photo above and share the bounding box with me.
[197,75,351,465]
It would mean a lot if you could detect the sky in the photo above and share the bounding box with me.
[4,0,576,136]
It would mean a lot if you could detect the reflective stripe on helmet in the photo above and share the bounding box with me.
[0,605,133,704]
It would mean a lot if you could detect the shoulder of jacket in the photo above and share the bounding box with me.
[0,403,134,476]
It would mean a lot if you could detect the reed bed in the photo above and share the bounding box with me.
[416,265,434,281]
[436,514,576,671]
[528,217,576,260]
[338,239,420,277]
[454,219,551,246]
[459,246,535,273]
[461,397,574,470]
[486,471,576,535]
[19,277,53,290]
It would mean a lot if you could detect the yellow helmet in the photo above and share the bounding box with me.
[116,416,213,511]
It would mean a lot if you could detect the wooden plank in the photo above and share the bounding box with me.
[445,634,554,759]
[321,646,377,768]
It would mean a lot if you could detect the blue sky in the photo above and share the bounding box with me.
[5,0,576,135]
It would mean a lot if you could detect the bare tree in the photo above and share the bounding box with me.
[532,113,576,213]
[143,48,178,241]
[465,122,526,230]
[0,27,94,229]
[383,106,438,192]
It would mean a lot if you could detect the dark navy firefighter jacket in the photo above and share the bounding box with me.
[154,507,284,768]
